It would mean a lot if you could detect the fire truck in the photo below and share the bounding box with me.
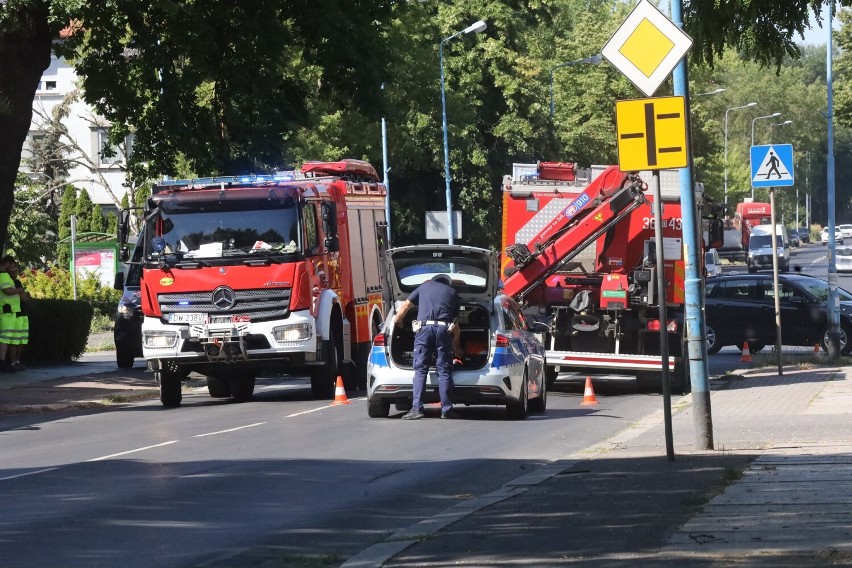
[730,201,772,260]
[501,162,722,393]
[118,159,389,407]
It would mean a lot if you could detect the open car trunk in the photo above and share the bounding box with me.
[390,303,492,371]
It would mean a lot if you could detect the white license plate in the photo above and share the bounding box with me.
[169,313,206,324]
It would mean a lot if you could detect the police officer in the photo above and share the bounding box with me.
[393,273,460,420]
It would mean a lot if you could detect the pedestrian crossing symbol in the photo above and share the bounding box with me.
[750,144,794,188]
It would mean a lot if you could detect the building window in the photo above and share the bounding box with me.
[44,81,57,91]
[96,129,128,166]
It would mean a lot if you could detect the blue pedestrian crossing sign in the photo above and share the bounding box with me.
[750,144,794,188]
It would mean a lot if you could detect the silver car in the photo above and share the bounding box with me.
[367,245,548,419]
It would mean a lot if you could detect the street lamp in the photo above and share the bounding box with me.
[440,19,487,244]
[773,120,793,128]
[750,112,781,198]
[695,87,726,97]
[723,102,757,208]
[549,54,603,117]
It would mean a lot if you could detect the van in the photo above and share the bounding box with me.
[747,224,789,273]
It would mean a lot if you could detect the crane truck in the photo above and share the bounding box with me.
[501,162,723,393]
[118,159,389,407]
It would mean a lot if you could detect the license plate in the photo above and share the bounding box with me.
[169,312,206,324]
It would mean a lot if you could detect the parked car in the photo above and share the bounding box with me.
[797,228,810,243]
[837,245,852,273]
[704,248,722,277]
[704,273,852,356]
[367,245,548,419]
[839,224,852,239]
[787,228,801,248]
[113,241,143,369]
[821,227,844,245]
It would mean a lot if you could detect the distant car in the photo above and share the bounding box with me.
[821,227,844,245]
[838,245,852,273]
[704,273,852,356]
[839,224,852,239]
[797,228,810,243]
[367,245,548,419]
[704,248,722,277]
[113,241,143,369]
[787,228,800,248]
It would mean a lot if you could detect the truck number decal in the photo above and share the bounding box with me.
[642,217,683,231]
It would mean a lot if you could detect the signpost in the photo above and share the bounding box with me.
[604,0,695,460]
[751,143,795,377]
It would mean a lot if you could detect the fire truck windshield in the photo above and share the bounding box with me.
[145,201,300,260]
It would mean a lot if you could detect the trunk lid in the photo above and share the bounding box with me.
[385,245,498,304]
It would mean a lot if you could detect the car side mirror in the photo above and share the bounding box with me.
[532,321,550,333]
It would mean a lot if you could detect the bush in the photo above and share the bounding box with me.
[20,267,120,321]
[25,299,94,362]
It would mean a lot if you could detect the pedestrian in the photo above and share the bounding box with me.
[0,256,25,372]
[393,273,461,420]
[5,257,30,371]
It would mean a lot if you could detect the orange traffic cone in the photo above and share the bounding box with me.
[331,376,351,405]
[740,341,752,363]
[580,377,599,406]
[814,343,821,355]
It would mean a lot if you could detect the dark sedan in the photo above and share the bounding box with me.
[704,273,852,355]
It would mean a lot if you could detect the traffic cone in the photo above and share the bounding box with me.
[814,343,821,356]
[331,376,351,405]
[580,377,599,406]
[741,341,752,363]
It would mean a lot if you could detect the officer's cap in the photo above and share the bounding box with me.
[432,274,452,285]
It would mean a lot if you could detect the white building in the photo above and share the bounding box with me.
[20,54,131,216]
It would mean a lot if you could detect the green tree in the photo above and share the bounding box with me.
[74,187,94,233]
[7,174,58,267]
[57,184,76,266]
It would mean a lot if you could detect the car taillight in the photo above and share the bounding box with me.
[647,320,678,332]
[495,334,509,348]
[373,333,386,347]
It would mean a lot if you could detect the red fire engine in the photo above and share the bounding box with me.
[501,162,722,393]
[119,159,388,407]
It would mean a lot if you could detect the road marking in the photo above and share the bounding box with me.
[86,440,179,462]
[285,397,364,418]
[193,422,266,438]
[0,467,60,481]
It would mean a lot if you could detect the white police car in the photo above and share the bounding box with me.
[367,245,548,419]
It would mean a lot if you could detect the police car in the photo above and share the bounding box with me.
[367,245,548,419]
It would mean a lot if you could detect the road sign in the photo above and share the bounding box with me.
[602,0,693,97]
[616,96,687,171]
[750,144,795,188]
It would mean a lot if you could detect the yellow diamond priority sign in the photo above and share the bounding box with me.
[602,0,693,97]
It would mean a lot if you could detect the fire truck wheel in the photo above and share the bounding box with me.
[228,372,256,401]
[158,370,182,407]
[206,376,231,398]
[310,338,338,400]
[506,371,529,420]
[545,366,557,390]
[367,397,390,418]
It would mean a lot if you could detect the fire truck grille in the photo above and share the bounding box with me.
[158,288,291,322]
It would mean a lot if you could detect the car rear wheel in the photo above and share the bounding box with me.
[115,341,136,369]
[506,372,529,420]
[368,397,390,418]
[706,324,722,355]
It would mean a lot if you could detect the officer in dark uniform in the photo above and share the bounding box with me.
[393,273,461,420]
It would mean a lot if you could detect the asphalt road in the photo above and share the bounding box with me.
[1,375,668,568]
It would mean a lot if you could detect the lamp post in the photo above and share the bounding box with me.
[751,112,782,199]
[440,19,487,244]
[773,120,793,129]
[549,54,603,117]
[723,102,757,208]
[695,87,725,97]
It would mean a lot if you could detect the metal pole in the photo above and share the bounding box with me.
[439,39,454,244]
[70,214,78,301]
[826,9,841,359]
[769,188,783,376]
[671,0,713,451]
[381,117,391,245]
[652,172,674,461]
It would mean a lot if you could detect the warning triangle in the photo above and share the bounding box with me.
[752,146,793,183]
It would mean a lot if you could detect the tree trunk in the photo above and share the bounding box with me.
[0,2,54,253]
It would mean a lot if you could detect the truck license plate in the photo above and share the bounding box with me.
[169,313,206,324]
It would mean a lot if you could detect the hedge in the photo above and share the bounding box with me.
[24,299,93,362]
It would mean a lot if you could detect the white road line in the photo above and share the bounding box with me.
[0,467,60,481]
[285,398,364,418]
[86,440,179,462]
[193,422,266,438]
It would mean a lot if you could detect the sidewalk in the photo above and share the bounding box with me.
[354,366,852,567]
[0,353,156,413]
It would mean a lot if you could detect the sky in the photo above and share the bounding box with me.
[800,4,837,46]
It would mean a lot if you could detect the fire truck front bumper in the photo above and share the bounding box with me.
[141,310,319,366]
